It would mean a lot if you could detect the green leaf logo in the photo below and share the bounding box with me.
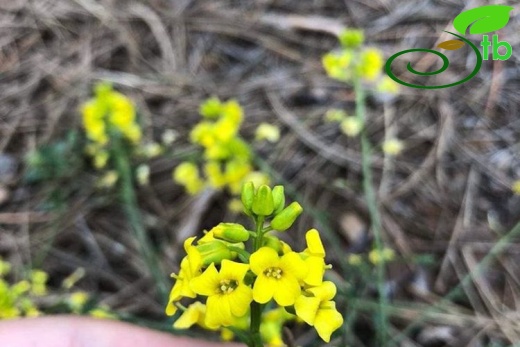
[453,5,513,35]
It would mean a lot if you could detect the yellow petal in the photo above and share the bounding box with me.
[253,275,276,304]
[308,281,337,302]
[206,294,233,328]
[219,259,250,282]
[273,274,301,306]
[229,284,252,317]
[190,263,219,296]
[165,301,178,316]
[280,252,307,281]
[314,301,343,343]
[294,295,321,325]
[303,256,325,287]
[173,302,204,329]
[250,247,279,275]
[306,229,325,257]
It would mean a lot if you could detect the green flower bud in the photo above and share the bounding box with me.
[241,182,255,215]
[252,185,274,216]
[196,241,234,266]
[272,185,285,214]
[211,223,250,243]
[270,202,303,231]
[262,236,282,254]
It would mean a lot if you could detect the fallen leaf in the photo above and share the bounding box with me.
[437,40,465,50]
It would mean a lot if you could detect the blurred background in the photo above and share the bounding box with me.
[1,0,520,346]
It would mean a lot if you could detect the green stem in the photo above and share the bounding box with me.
[353,77,388,344]
[249,215,265,347]
[112,136,168,300]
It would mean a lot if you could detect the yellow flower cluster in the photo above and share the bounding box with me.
[0,258,47,319]
[81,82,164,177]
[67,291,116,319]
[174,97,268,197]
[166,183,343,344]
[322,29,399,93]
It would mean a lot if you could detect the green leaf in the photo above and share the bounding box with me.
[453,5,513,35]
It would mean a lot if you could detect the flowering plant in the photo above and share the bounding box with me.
[166,183,343,346]
[173,98,269,201]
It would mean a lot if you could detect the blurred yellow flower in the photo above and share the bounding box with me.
[340,116,363,137]
[368,247,395,265]
[324,109,347,123]
[357,48,384,81]
[322,50,353,81]
[255,123,280,143]
[377,75,400,95]
[382,138,404,156]
[339,29,365,48]
[512,180,520,195]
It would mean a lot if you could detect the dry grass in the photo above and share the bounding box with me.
[1,0,520,346]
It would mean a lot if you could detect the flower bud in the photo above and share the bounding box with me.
[241,182,255,215]
[262,236,282,254]
[211,223,250,243]
[196,241,234,266]
[270,202,303,231]
[271,185,285,214]
[252,185,274,216]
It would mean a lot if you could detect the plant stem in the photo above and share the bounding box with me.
[112,136,168,300]
[353,77,388,344]
[249,215,265,347]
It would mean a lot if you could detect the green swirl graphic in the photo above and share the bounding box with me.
[385,31,482,89]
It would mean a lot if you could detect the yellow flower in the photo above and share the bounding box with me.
[68,291,89,313]
[255,123,280,143]
[205,161,227,189]
[368,247,395,265]
[93,150,109,169]
[82,101,108,145]
[29,270,48,296]
[0,259,11,276]
[161,129,178,146]
[322,50,353,81]
[339,29,364,48]
[173,162,204,195]
[165,237,202,316]
[142,143,163,158]
[136,164,150,186]
[340,117,363,137]
[382,138,404,156]
[324,109,347,123]
[512,180,520,195]
[173,302,215,330]
[347,254,362,266]
[190,260,252,328]
[89,306,116,319]
[199,97,222,119]
[108,93,136,129]
[96,170,118,188]
[260,308,295,347]
[294,281,343,342]
[357,48,383,81]
[376,75,400,95]
[250,247,307,306]
[302,229,328,286]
